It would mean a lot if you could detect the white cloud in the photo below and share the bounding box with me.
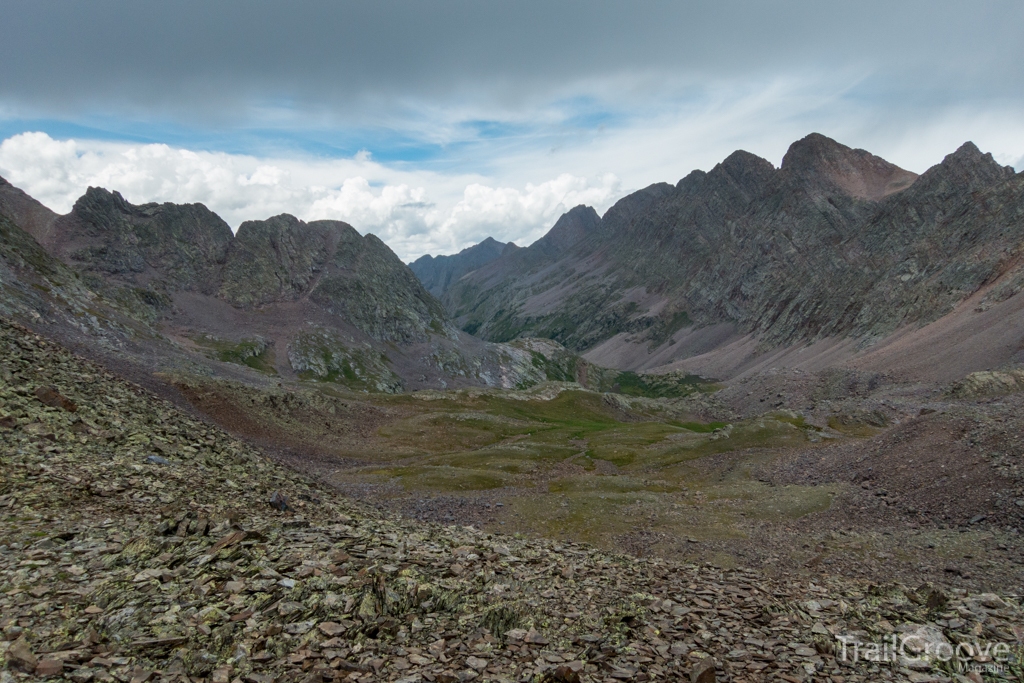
[0,132,620,261]
[3,75,1023,265]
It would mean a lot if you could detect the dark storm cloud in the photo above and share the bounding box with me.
[1,0,1021,121]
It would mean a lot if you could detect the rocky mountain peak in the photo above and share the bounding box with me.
[910,141,1017,197]
[720,149,776,179]
[600,183,676,233]
[780,132,918,200]
[705,149,777,200]
[220,214,348,307]
[72,186,133,220]
[530,204,601,256]
[53,186,233,293]
[675,169,707,192]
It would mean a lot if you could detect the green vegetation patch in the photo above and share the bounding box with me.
[597,370,716,399]
[375,465,514,491]
[191,334,277,375]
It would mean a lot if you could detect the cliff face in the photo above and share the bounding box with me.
[219,214,339,307]
[308,228,451,344]
[446,134,1023,358]
[410,236,509,297]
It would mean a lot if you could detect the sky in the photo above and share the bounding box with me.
[1,1,1023,262]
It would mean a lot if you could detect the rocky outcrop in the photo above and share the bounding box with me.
[949,369,1024,398]
[309,229,451,344]
[446,134,1023,358]
[49,187,234,295]
[287,326,404,393]
[410,236,510,297]
[218,214,452,343]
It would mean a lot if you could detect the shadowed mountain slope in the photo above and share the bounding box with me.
[409,236,510,297]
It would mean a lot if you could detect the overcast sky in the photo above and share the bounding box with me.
[1,1,1023,261]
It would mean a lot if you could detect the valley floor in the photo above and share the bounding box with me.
[166,368,1024,595]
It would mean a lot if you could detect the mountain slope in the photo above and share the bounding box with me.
[410,236,510,297]
[46,187,234,296]
[0,174,58,243]
[446,134,1024,379]
[219,213,449,343]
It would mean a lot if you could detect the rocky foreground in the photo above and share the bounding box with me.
[1,316,1022,683]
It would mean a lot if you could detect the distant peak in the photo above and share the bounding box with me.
[781,133,918,200]
[532,205,600,255]
[563,204,599,220]
[264,213,302,224]
[914,141,1015,194]
[940,141,1012,174]
[781,133,848,170]
[722,149,774,170]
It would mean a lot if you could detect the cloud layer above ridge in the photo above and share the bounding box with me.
[0,132,621,261]
[1,1,1022,260]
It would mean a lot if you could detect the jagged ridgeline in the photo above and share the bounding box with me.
[440,134,1024,375]
[0,180,478,392]
[32,189,448,343]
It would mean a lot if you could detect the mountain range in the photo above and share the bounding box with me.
[2,132,1023,395]
[431,134,1024,383]
[0,177,591,394]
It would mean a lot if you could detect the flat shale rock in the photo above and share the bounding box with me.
[0,316,1021,683]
